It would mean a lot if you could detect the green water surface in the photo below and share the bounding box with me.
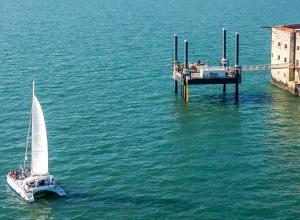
[1,0,300,219]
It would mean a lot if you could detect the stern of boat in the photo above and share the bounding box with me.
[7,173,34,202]
[32,184,66,197]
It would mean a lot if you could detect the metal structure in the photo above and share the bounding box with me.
[172,30,241,103]
[172,28,296,103]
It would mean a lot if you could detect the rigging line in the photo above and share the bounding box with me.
[23,112,32,169]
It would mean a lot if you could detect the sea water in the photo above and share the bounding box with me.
[1,0,300,219]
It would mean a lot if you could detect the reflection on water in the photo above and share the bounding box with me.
[28,201,53,220]
[4,181,64,219]
[267,88,300,146]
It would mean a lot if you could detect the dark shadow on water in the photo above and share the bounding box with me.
[189,91,273,106]
[239,92,273,105]
[33,191,62,202]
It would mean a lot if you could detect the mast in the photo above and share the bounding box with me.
[23,81,35,169]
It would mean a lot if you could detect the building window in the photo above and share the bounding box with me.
[297,46,300,50]
[284,44,288,49]
[278,55,280,60]
[278,42,281,47]
[296,60,299,66]
[284,57,287,62]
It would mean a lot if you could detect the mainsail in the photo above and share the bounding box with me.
[31,87,48,175]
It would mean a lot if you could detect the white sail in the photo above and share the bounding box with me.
[31,93,48,175]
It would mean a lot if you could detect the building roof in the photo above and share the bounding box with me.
[273,24,300,32]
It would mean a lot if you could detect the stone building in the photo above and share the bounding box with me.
[271,24,300,95]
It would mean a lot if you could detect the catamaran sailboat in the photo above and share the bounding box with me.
[7,82,65,202]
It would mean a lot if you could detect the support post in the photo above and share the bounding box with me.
[235,82,239,103]
[174,34,178,63]
[221,28,228,66]
[235,32,239,68]
[174,80,178,93]
[184,40,188,69]
[222,30,227,94]
[235,32,240,102]
[235,32,241,82]
[185,79,189,102]
[182,82,185,100]
[180,83,183,97]
[223,28,226,60]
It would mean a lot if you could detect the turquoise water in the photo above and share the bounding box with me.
[1,0,300,219]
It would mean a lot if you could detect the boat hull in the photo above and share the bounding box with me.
[7,174,65,202]
[7,174,34,202]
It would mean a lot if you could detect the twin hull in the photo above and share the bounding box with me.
[7,174,65,202]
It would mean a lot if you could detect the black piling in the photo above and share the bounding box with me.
[223,28,227,62]
[174,34,178,63]
[221,28,227,92]
[221,28,228,67]
[235,32,240,103]
[235,82,239,103]
[184,40,189,69]
[223,83,226,93]
[174,34,178,93]
[183,40,190,102]
[235,32,239,67]
[183,83,186,100]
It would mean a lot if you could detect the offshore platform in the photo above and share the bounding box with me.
[172,27,295,102]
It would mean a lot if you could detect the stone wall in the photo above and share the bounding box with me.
[271,27,299,95]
